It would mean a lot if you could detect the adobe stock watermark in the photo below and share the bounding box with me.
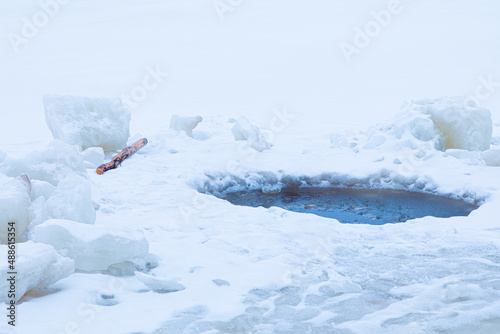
[7,0,71,54]
[120,65,168,110]
[474,74,499,102]
[339,0,404,64]
[213,0,243,21]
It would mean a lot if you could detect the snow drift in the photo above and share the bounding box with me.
[331,96,493,159]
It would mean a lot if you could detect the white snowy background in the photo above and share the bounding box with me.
[1,0,500,333]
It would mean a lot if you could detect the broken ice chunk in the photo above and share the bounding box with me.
[27,196,50,238]
[212,279,230,287]
[415,96,492,151]
[481,149,500,166]
[0,175,31,244]
[43,94,131,152]
[136,272,185,293]
[0,140,87,186]
[169,115,203,137]
[32,219,149,271]
[46,173,96,225]
[105,261,136,277]
[231,116,271,152]
[442,283,470,302]
[81,147,105,168]
[444,149,482,165]
[0,241,74,302]
[30,180,56,201]
[338,96,493,156]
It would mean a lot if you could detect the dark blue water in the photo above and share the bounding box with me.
[221,187,478,225]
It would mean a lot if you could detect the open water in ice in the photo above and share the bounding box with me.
[221,187,478,225]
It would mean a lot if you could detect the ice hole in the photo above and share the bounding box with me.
[215,187,478,225]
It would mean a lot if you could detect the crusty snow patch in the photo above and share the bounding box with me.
[44,94,131,152]
[0,241,74,302]
[32,219,149,272]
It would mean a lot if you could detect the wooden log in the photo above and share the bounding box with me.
[96,138,148,175]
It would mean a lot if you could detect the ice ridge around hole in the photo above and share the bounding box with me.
[198,172,480,224]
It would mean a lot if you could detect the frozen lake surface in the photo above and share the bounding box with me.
[1,1,500,333]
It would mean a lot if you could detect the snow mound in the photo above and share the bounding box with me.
[0,175,31,244]
[46,173,96,225]
[412,96,492,151]
[32,219,149,271]
[331,97,493,159]
[0,140,87,186]
[0,241,74,302]
[43,94,131,152]
[170,115,203,137]
[232,116,272,152]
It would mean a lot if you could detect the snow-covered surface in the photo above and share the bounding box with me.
[3,104,500,333]
[44,94,131,152]
[1,1,500,333]
[0,241,74,303]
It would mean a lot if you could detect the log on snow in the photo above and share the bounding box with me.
[96,138,148,175]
